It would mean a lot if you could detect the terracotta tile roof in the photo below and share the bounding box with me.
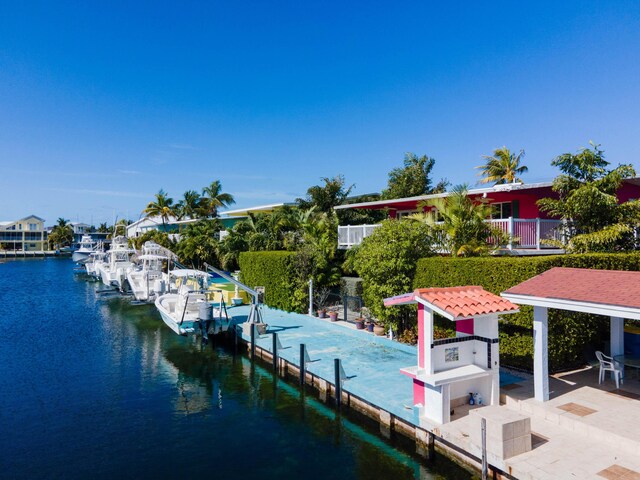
[503,267,640,310]
[414,286,519,319]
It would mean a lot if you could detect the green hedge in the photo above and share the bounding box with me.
[413,253,640,371]
[238,251,299,312]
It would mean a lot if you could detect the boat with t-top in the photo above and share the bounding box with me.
[72,235,98,263]
[154,269,229,336]
[96,235,137,291]
[126,241,171,302]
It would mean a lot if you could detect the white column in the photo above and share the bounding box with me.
[610,316,624,380]
[533,306,549,402]
[423,308,434,375]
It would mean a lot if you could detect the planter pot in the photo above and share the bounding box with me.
[329,312,338,321]
[355,320,365,330]
[366,323,374,333]
[373,325,386,336]
[317,310,327,319]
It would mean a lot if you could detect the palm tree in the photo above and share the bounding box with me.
[202,180,235,218]
[477,147,528,185]
[420,184,507,256]
[176,190,205,220]
[143,189,175,228]
[97,222,109,233]
[56,217,69,228]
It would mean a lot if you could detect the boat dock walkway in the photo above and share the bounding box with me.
[0,250,64,258]
[229,305,640,480]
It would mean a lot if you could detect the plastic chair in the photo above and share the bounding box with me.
[595,351,622,388]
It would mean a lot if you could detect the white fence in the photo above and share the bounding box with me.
[337,218,564,250]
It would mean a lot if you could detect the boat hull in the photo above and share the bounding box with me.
[72,251,92,263]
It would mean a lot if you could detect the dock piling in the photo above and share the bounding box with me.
[272,332,278,372]
[250,324,256,360]
[334,358,342,409]
[299,344,306,386]
[481,417,488,480]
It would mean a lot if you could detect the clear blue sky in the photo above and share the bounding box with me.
[1,1,639,225]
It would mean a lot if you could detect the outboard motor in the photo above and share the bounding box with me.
[198,302,214,342]
[153,278,165,295]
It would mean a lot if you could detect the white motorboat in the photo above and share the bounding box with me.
[96,236,137,291]
[72,235,97,263]
[85,250,108,277]
[154,269,229,336]
[126,241,170,302]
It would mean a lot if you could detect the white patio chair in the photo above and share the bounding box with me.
[595,351,622,388]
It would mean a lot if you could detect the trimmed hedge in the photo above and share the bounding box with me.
[413,253,640,371]
[238,251,298,312]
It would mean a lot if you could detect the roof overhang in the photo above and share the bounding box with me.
[501,293,640,320]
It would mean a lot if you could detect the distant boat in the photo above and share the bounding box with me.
[96,235,137,291]
[72,235,97,263]
[126,241,170,302]
[155,269,229,336]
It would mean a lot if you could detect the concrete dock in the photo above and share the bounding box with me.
[228,305,640,480]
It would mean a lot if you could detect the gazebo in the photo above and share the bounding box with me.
[502,267,640,402]
[385,286,519,424]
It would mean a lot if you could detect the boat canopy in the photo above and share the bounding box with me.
[138,254,168,260]
[170,269,209,278]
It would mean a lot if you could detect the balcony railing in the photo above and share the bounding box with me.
[337,218,564,250]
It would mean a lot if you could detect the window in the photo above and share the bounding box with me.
[491,202,512,220]
[29,223,38,231]
[18,224,22,230]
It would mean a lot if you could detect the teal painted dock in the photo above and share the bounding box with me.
[231,305,419,425]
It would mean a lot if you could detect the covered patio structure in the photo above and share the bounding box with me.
[502,267,640,402]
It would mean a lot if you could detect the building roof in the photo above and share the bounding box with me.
[334,181,554,211]
[221,203,295,217]
[384,286,519,320]
[502,267,640,319]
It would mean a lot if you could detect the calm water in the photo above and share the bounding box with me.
[0,259,473,479]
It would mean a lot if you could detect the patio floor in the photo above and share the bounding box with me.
[435,366,640,479]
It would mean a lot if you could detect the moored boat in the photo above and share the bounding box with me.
[72,235,97,263]
[154,269,229,336]
[96,236,137,291]
[126,241,170,302]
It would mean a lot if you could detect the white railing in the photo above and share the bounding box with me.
[337,218,564,250]
[337,224,381,248]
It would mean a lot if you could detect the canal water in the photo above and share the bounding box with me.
[0,259,474,479]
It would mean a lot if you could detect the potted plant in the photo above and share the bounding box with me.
[315,287,330,319]
[328,306,339,322]
[355,317,365,329]
[355,306,369,330]
[373,323,386,336]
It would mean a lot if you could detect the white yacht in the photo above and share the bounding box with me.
[126,241,170,302]
[96,236,137,291]
[85,250,108,277]
[72,235,97,263]
[154,269,229,336]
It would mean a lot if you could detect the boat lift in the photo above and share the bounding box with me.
[203,263,267,334]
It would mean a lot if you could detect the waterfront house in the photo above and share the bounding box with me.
[334,178,640,253]
[0,215,47,251]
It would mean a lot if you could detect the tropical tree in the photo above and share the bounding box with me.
[477,147,528,185]
[48,221,73,249]
[202,180,235,218]
[537,142,640,252]
[175,219,221,268]
[381,153,449,200]
[297,175,354,213]
[421,184,507,256]
[176,190,205,220]
[97,222,109,233]
[143,189,176,227]
[351,219,435,330]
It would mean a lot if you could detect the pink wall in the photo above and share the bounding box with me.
[417,305,425,369]
[456,318,474,335]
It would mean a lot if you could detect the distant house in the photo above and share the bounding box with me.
[334,179,640,254]
[125,216,196,238]
[218,202,296,239]
[0,215,47,251]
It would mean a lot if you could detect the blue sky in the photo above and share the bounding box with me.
[1,1,639,225]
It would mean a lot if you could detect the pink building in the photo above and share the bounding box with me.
[335,179,640,253]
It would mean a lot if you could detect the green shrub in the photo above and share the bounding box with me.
[238,251,299,312]
[413,253,640,371]
[352,219,435,330]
